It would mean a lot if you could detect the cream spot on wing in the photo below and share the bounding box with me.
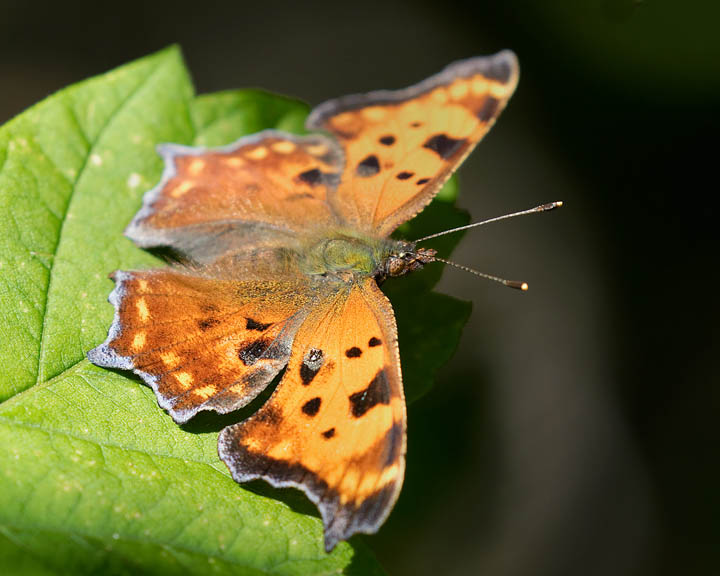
[160,352,180,368]
[137,279,148,291]
[193,384,217,399]
[175,372,194,389]
[449,81,469,100]
[243,436,262,451]
[431,89,449,104]
[362,107,386,121]
[246,147,268,160]
[357,470,383,498]
[306,143,329,156]
[136,298,150,322]
[170,181,193,198]
[338,468,361,504]
[131,332,146,351]
[274,439,293,456]
[271,141,296,154]
[471,77,489,95]
[333,112,354,127]
[188,159,205,175]
[378,463,400,486]
[224,157,245,167]
[489,81,511,99]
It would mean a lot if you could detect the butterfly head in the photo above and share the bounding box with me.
[379,243,437,280]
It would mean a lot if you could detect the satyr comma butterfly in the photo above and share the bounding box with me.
[88,51,520,551]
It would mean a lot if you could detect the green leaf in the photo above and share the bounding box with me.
[191,90,310,146]
[0,47,386,575]
[0,45,192,400]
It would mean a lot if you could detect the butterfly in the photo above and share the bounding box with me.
[88,50,519,552]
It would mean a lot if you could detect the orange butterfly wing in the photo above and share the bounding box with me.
[89,51,520,550]
[219,279,405,551]
[88,269,314,423]
[306,50,519,235]
[125,131,344,263]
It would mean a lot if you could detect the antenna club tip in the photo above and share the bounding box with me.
[539,201,563,211]
[506,280,528,291]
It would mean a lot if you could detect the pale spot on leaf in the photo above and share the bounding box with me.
[127,172,142,188]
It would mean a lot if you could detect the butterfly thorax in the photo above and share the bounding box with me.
[298,230,435,283]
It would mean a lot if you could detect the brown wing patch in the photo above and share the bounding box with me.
[219,279,406,551]
[125,131,344,262]
[306,51,519,235]
[87,269,313,423]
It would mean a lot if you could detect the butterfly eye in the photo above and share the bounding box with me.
[387,256,406,277]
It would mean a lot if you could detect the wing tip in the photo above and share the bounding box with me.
[306,49,520,131]
[219,421,405,554]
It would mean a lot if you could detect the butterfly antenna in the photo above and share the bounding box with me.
[414,201,563,243]
[431,256,528,291]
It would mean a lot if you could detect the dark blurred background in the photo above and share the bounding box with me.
[3,0,718,574]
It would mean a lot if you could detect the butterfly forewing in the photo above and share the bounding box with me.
[88,269,314,423]
[125,131,345,263]
[307,51,519,235]
[219,279,406,551]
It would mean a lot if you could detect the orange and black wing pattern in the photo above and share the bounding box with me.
[307,51,519,235]
[219,279,405,551]
[125,131,344,263]
[88,269,314,423]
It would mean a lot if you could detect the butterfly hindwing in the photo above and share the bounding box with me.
[88,269,314,423]
[307,50,519,235]
[125,131,345,263]
[219,278,406,551]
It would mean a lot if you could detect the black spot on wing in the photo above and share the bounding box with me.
[300,348,324,385]
[396,171,414,180]
[238,339,271,366]
[349,369,390,417]
[254,405,282,426]
[246,317,272,331]
[322,427,336,439]
[423,134,467,160]
[356,155,380,177]
[379,135,396,146]
[410,121,422,128]
[298,168,322,185]
[416,177,431,185]
[345,346,362,358]
[198,317,220,331]
[297,168,338,188]
[302,397,322,416]
[300,363,320,386]
[368,337,382,347]
[477,96,500,122]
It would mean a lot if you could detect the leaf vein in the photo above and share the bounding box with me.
[34,60,165,388]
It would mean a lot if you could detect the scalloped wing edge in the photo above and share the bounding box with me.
[306,50,519,131]
[85,270,298,424]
